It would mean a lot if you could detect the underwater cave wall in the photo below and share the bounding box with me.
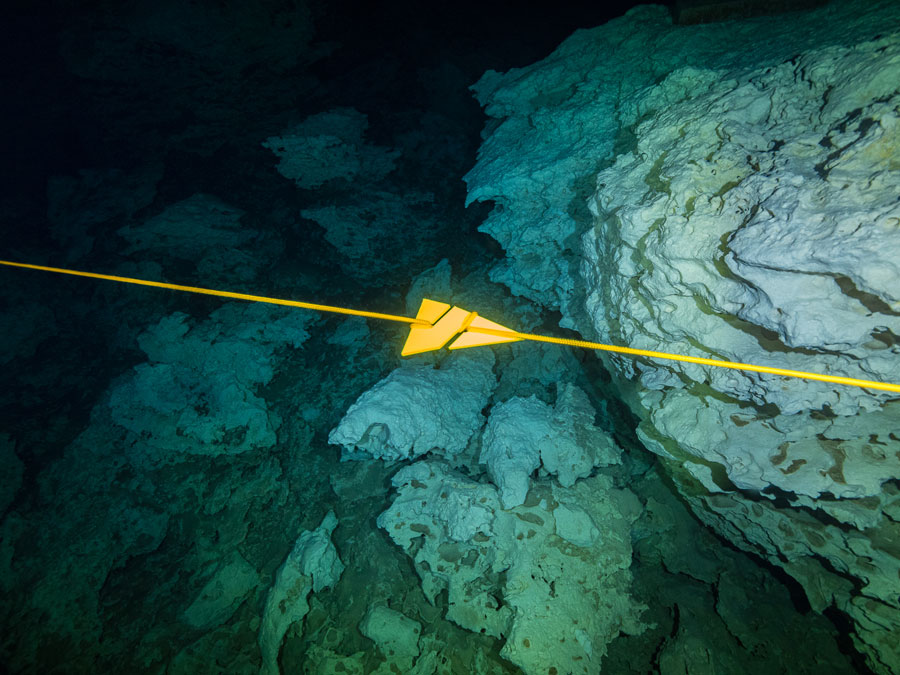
[464,2,900,672]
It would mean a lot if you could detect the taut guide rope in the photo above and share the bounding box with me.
[2,259,898,394]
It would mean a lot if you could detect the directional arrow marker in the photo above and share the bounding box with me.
[3,261,898,393]
[401,298,523,356]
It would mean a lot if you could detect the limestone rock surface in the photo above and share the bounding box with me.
[258,511,343,675]
[464,3,900,672]
[109,304,310,467]
[183,552,260,631]
[118,193,282,283]
[358,605,422,672]
[377,461,646,675]
[480,383,620,508]
[264,107,443,281]
[329,353,497,461]
[263,108,399,189]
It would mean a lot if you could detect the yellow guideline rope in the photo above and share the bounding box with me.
[3,259,898,394]
[0,260,430,326]
[467,326,900,394]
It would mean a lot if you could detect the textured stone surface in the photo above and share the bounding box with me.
[329,353,497,461]
[480,383,620,508]
[464,3,900,672]
[479,397,542,508]
[377,461,646,675]
[300,190,436,277]
[1,365,290,675]
[263,108,400,189]
[183,552,259,630]
[258,511,344,675]
[603,467,856,675]
[264,106,446,281]
[584,36,900,674]
[405,258,453,317]
[118,193,282,283]
[358,605,421,672]
[8,1,897,672]
[109,304,310,467]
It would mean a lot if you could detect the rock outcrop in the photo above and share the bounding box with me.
[377,461,646,675]
[464,3,900,672]
[258,511,344,675]
[329,353,497,461]
[480,383,620,508]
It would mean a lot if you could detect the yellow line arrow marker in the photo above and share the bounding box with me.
[2,260,898,394]
[401,298,522,356]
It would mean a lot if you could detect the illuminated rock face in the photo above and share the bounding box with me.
[377,461,646,675]
[328,353,497,461]
[465,4,900,672]
[480,383,620,508]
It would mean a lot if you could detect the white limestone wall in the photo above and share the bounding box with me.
[464,3,900,672]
